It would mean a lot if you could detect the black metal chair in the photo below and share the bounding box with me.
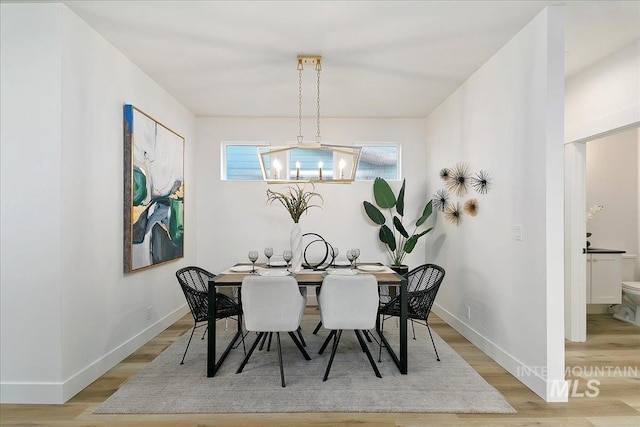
[378,263,445,362]
[176,266,244,365]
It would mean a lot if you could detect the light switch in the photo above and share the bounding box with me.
[515,225,523,241]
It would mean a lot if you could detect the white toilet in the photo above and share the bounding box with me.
[612,281,640,327]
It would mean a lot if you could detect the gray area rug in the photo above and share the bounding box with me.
[95,317,516,414]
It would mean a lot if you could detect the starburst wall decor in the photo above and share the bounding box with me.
[433,162,492,226]
[433,188,450,212]
[464,198,479,217]
[471,169,492,194]
[444,202,463,226]
[445,162,471,197]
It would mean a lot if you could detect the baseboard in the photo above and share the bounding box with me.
[432,304,568,403]
[0,382,65,405]
[587,304,611,314]
[0,305,189,404]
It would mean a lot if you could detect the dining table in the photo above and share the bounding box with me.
[207,263,408,377]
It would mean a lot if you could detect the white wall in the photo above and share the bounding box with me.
[424,7,566,402]
[586,128,639,279]
[0,3,64,403]
[565,41,640,143]
[0,3,196,403]
[196,118,430,274]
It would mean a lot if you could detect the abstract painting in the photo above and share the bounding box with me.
[124,105,184,272]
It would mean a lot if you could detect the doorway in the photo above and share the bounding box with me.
[565,123,640,342]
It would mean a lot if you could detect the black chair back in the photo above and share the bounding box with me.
[378,263,446,362]
[406,264,446,320]
[176,266,213,323]
[175,266,244,365]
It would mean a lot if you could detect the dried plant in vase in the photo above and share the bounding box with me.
[266,184,323,223]
[266,184,323,273]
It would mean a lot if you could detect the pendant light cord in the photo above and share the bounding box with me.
[298,66,303,143]
[316,65,321,142]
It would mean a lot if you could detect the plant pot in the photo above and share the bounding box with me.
[389,264,409,277]
[384,264,409,300]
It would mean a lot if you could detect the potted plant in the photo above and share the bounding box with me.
[363,177,433,275]
[267,184,323,272]
[586,204,604,248]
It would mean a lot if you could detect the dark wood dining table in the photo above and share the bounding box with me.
[207,264,408,377]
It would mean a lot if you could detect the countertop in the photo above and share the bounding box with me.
[586,248,626,254]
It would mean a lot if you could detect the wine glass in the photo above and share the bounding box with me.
[346,249,356,269]
[283,250,293,272]
[264,247,274,268]
[248,250,259,273]
[331,246,339,267]
[351,248,360,268]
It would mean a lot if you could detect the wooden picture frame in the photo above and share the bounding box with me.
[123,104,184,273]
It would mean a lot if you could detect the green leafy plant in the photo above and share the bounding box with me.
[363,177,433,266]
[266,184,323,223]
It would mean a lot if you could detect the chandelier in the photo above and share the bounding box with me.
[258,55,361,183]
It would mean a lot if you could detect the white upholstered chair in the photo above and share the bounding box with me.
[318,274,381,381]
[236,275,311,387]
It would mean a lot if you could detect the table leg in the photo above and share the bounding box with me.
[399,274,407,374]
[207,283,217,377]
[375,275,408,374]
[207,281,243,378]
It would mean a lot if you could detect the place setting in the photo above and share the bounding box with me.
[226,246,392,277]
[226,249,295,276]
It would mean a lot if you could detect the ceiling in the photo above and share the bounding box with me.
[52,1,640,118]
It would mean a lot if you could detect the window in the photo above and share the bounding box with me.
[289,148,333,180]
[222,142,400,181]
[356,145,400,181]
[222,143,266,181]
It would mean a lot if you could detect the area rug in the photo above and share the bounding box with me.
[95,317,515,414]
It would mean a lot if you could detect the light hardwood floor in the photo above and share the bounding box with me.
[1,313,638,426]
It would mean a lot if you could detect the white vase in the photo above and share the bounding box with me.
[290,223,303,273]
